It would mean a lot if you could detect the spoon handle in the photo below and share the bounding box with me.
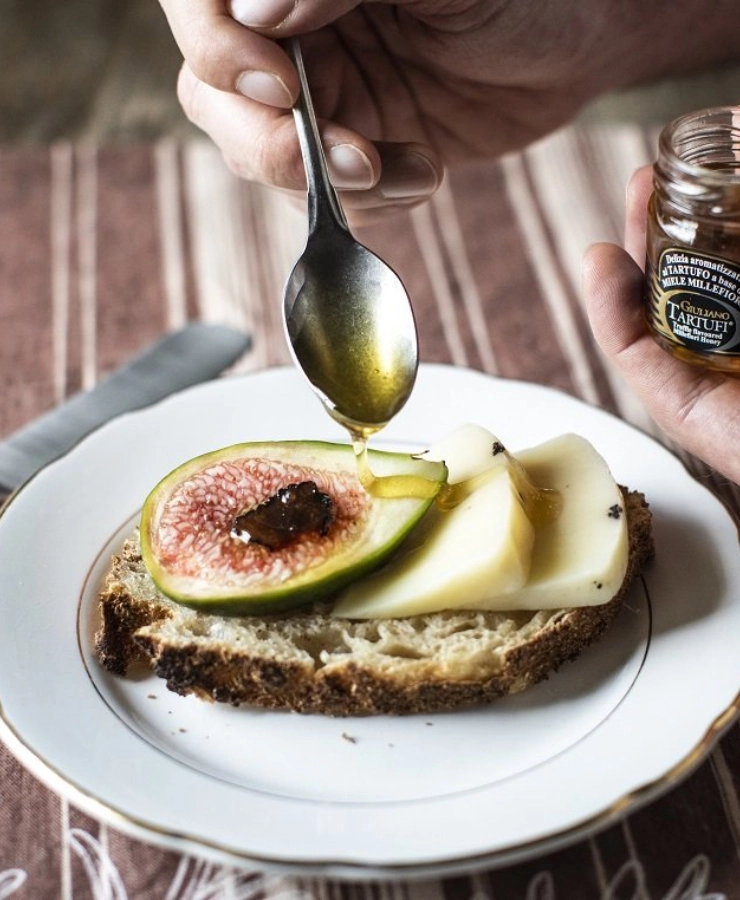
[283,36,349,235]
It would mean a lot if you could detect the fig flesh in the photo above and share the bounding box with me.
[140,441,447,615]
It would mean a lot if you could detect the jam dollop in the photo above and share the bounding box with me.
[231,481,335,550]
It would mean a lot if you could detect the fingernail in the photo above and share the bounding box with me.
[327,144,375,190]
[236,70,293,107]
[379,152,439,200]
[230,0,296,28]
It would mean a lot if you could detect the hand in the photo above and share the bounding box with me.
[160,0,595,224]
[583,166,740,485]
[157,0,740,225]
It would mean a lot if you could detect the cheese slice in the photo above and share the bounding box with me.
[333,428,628,619]
[468,433,629,610]
[332,425,535,619]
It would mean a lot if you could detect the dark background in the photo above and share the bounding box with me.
[4,0,740,144]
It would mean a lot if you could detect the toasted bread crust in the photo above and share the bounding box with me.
[94,488,653,716]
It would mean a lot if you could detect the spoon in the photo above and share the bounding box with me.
[281,36,419,437]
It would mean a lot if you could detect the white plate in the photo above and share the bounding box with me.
[1,364,739,880]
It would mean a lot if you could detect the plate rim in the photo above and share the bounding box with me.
[1,362,739,880]
[1,686,737,880]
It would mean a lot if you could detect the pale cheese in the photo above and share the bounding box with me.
[333,428,628,618]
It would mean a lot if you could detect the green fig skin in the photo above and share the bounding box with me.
[140,441,447,616]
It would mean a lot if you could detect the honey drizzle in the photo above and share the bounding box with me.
[352,436,440,500]
[350,431,561,527]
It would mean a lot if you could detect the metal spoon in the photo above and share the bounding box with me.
[281,36,418,437]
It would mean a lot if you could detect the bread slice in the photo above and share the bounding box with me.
[94,488,653,716]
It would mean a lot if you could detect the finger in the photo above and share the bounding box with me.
[624,164,654,268]
[223,138,440,226]
[222,176,435,229]
[229,0,360,34]
[583,242,648,358]
[583,242,740,484]
[223,141,440,228]
[179,63,379,190]
[159,0,297,106]
[180,65,442,198]
[347,141,441,203]
[303,142,441,225]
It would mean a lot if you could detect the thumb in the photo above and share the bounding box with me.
[583,242,740,484]
[583,242,648,361]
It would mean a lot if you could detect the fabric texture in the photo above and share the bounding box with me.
[1,130,740,899]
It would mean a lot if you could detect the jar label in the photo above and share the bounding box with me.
[646,248,740,354]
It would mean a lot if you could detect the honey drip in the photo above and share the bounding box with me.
[435,457,561,526]
[512,470,563,529]
[352,437,440,500]
[351,431,562,528]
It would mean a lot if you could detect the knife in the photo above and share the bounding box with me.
[0,322,250,502]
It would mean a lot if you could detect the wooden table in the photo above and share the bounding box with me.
[2,130,740,899]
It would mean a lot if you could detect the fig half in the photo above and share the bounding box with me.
[140,441,447,615]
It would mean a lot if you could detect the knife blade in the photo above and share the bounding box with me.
[0,322,250,499]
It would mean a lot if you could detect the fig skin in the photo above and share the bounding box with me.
[140,441,447,616]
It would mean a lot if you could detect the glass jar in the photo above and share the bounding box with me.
[644,106,740,372]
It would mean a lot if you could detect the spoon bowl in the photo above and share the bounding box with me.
[282,37,418,436]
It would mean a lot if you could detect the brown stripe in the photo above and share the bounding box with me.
[423,186,486,369]
[51,142,73,404]
[67,806,108,900]
[428,179,498,373]
[95,145,167,376]
[0,747,62,895]
[715,722,740,796]
[487,841,602,897]
[712,722,740,856]
[628,758,739,896]
[102,827,184,898]
[238,181,292,368]
[517,152,620,410]
[0,147,54,434]
[710,745,740,865]
[64,147,84,397]
[416,187,484,370]
[440,875,475,900]
[452,160,578,392]
[573,129,629,241]
[175,145,200,324]
[588,821,639,886]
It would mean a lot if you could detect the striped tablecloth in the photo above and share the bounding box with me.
[2,128,740,899]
